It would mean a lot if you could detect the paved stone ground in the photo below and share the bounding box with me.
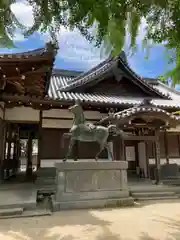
[0,201,180,240]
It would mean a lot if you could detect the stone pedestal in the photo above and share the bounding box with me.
[52,160,134,211]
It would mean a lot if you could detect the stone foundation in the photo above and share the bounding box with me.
[52,160,134,210]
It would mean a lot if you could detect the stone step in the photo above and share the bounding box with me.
[0,207,23,217]
[36,168,56,176]
[131,191,176,198]
[36,176,55,179]
[130,185,179,193]
[0,189,37,210]
[174,193,180,198]
[37,188,56,195]
[0,209,52,219]
[52,197,135,211]
[134,195,179,201]
[36,178,55,183]
[162,179,180,185]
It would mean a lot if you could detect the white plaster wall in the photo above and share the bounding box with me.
[42,118,97,128]
[149,158,180,165]
[167,126,180,132]
[42,109,106,120]
[42,119,72,128]
[5,107,40,122]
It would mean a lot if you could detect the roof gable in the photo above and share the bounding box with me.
[56,53,170,99]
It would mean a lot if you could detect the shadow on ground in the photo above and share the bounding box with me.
[0,203,179,240]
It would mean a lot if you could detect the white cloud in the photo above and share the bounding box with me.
[137,18,147,42]
[40,27,102,69]
[10,1,102,69]
[55,28,102,67]
[10,1,33,42]
[11,1,34,27]
[13,32,25,41]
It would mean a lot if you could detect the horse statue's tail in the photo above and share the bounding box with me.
[108,125,129,139]
[61,132,71,148]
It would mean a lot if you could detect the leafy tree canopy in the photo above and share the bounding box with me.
[1,0,180,82]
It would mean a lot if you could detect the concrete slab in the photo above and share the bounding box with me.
[0,188,37,210]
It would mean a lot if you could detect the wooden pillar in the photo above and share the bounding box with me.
[37,110,42,169]
[6,123,12,179]
[145,141,150,178]
[113,136,120,161]
[164,130,169,164]
[12,127,17,175]
[120,139,125,161]
[0,119,5,180]
[26,131,33,179]
[1,121,6,180]
[154,129,161,184]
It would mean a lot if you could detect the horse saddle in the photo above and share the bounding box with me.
[78,122,96,133]
[70,122,96,134]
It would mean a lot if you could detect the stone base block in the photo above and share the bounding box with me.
[54,160,132,210]
[52,196,134,211]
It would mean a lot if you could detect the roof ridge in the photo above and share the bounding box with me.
[72,55,113,80]
[58,56,116,91]
[158,80,180,95]
[116,56,170,99]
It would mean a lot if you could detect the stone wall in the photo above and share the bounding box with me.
[52,161,133,210]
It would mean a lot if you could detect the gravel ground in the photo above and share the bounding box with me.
[0,201,180,240]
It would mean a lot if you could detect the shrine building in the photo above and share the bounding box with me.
[1,42,180,183]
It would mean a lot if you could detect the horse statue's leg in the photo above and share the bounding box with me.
[63,138,75,162]
[73,140,78,161]
[105,142,114,161]
[95,142,106,161]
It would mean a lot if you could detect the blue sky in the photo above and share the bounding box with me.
[0,1,172,78]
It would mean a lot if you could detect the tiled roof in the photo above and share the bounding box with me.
[114,105,180,120]
[50,69,82,89]
[99,105,180,126]
[54,53,169,99]
[48,66,180,109]
[48,70,180,108]
[58,58,114,92]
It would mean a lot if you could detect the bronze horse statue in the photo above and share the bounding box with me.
[62,101,128,161]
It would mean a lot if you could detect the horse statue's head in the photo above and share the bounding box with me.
[68,100,81,114]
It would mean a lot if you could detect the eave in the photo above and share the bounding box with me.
[1,93,180,111]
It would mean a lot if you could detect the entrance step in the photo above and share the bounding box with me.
[162,179,180,185]
[0,196,53,219]
[131,191,176,198]
[133,195,179,201]
[0,188,37,210]
[0,208,23,217]
[0,208,52,219]
[131,191,179,201]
